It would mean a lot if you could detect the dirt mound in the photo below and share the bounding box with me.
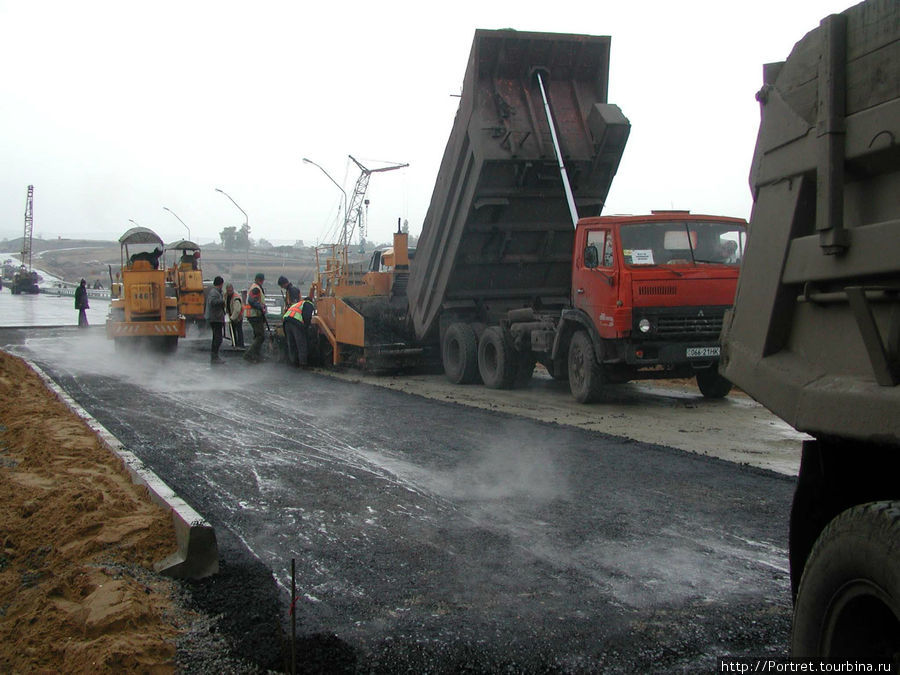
[0,350,180,672]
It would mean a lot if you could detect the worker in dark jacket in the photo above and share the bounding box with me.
[74,279,89,328]
[282,295,315,367]
[243,273,267,363]
[205,276,226,363]
[277,275,300,306]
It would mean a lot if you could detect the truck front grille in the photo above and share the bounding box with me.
[637,284,677,296]
[656,314,723,337]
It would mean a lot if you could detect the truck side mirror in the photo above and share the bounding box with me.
[584,245,599,269]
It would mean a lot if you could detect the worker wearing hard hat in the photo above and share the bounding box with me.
[282,293,315,367]
[243,273,267,363]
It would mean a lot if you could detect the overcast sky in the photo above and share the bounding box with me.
[0,0,855,247]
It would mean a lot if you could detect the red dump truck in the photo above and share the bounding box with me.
[405,29,746,401]
[720,0,900,660]
[311,29,747,402]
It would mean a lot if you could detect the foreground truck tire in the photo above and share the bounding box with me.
[567,331,604,403]
[442,322,480,385]
[792,501,900,660]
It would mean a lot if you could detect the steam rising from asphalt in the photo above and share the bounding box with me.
[20,332,260,395]
[430,431,570,504]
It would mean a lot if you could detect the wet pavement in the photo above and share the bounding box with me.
[0,285,110,327]
[1,326,796,672]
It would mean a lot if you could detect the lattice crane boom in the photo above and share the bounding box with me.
[22,185,34,270]
[342,155,408,247]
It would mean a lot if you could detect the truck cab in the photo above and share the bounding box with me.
[559,211,747,400]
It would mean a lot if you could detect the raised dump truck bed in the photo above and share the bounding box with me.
[407,29,629,342]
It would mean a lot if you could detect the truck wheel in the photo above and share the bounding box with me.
[442,322,479,384]
[567,330,604,403]
[478,326,517,389]
[696,370,732,398]
[792,501,900,660]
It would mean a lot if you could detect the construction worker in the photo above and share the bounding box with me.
[225,283,245,348]
[205,276,226,364]
[243,273,267,363]
[277,275,300,306]
[282,294,316,367]
[74,279,89,328]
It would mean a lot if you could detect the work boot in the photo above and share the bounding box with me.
[211,354,224,364]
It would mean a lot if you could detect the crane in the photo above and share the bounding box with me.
[21,185,34,270]
[341,155,408,248]
[12,185,39,294]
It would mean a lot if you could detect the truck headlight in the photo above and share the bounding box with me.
[638,319,651,333]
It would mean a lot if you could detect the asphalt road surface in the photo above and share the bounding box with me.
[7,328,795,673]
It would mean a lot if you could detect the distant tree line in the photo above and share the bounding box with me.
[219,224,252,251]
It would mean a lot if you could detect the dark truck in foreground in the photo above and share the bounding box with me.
[720,0,900,660]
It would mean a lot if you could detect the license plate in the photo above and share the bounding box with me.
[687,346,720,358]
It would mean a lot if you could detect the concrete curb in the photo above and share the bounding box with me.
[24,357,219,579]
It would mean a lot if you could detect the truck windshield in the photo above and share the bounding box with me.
[619,221,746,267]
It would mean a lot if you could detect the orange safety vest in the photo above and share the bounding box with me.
[246,282,265,318]
[283,299,312,324]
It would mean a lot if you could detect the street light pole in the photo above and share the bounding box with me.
[162,207,191,242]
[128,218,140,228]
[302,157,347,236]
[215,188,250,286]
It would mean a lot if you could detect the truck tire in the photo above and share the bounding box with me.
[442,322,479,384]
[478,326,517,389]
[696,370,732,398]
[792,501,900,660]
[567,330,604,403]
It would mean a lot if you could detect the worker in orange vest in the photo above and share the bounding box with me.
[243,273,267,363]
[282,295,315,367]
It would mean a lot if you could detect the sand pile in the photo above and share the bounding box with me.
[0,349,180,672]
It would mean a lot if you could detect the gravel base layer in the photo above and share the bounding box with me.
[173,539,286,674]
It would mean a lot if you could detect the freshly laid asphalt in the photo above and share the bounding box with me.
[6,326,795,673]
